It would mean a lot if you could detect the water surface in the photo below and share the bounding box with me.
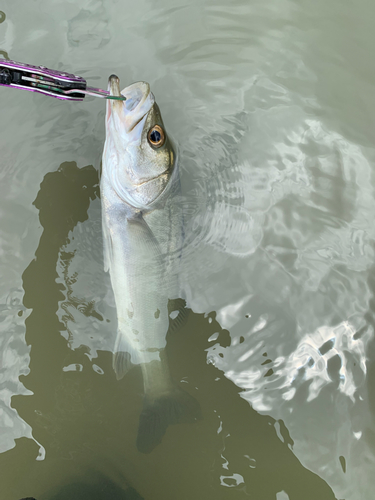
[1,0,375,499]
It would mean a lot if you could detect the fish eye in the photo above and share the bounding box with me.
[147,125,165,148]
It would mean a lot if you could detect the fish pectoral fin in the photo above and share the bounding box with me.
[112,330,143,380]
[126,215,163,266]
[136,387,202,453]
[112,351,133,380]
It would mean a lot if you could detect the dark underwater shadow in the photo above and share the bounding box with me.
[0,162,337,500]
[0,162,142,500]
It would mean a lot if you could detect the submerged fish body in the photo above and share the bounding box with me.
[101,76,200,452]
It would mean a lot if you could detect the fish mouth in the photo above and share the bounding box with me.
[108,74,122,98]
[106,76,154,136]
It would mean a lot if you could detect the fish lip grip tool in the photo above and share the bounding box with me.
[0,59,126,101]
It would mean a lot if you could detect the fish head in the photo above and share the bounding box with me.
[104,75,176,209]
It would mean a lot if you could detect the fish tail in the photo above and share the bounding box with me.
[136,387,201,453]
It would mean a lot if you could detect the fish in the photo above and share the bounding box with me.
[101,75,201,453]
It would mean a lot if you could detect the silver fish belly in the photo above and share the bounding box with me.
[101,165,181,373]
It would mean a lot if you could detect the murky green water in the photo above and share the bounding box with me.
[1,0,375,498]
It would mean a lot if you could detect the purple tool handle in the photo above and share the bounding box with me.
[0,59,112,100]
[1,59,85,83]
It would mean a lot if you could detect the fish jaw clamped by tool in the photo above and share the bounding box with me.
[0,59,126,101]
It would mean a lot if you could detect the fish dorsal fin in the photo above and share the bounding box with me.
[168,298,190,334]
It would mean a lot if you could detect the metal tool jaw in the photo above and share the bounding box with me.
[0,60,125,101]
